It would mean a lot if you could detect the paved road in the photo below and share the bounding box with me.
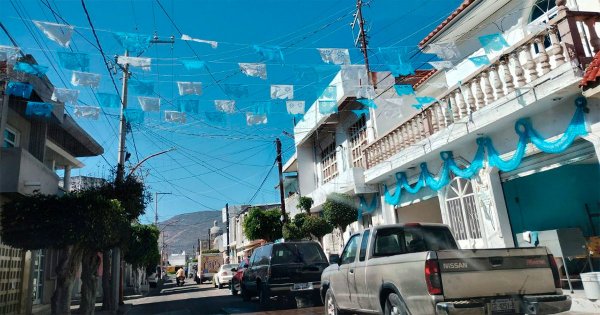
[126,277,591,315]
[127,278,322,315]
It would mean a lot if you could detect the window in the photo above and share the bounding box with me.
[271,243,327,264]
[359,230,371,261]
[373,229,404,257]
[445,178,482,242]
[530,0,557,22]
[374,227,458,257]
[3,126,19,148]
[340,234,360,265]
[361,213,373,228]
[249,247,261,266]
[320,142,338,184]
[348,114,368,168]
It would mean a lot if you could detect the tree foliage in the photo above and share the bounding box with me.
[242,207,283,242]
[322,193,358,231]
[297,196,314,213]
[123,224,160,269]
[283,213,310,240]
[96,175,150,221]
[303,215,334,240]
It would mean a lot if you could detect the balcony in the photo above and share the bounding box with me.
[1,147,60,196]
[364,9,600,170]
[307,167,376,211]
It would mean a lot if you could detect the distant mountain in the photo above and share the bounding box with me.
[158,210,224,256]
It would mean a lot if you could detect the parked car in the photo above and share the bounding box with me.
[321,223,571,315]
[147,266,160,288]
[213,263,237,289]
[241,241,328,308]
[231,258,249,296]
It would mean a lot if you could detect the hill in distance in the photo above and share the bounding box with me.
[158,210,224,256]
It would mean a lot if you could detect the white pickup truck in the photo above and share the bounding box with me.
[321,223,571,315]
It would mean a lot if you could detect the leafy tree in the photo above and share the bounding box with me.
[0,191,128,315]
[242,207,283,242]
[322,193,358,243]
[303,215,333,245]
[123,224,160,294]
[297,196,314,213]
[283,213,310,240]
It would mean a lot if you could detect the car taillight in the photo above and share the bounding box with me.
[548,254,561,288]
[425,259,443,295]
[223,272,228,276]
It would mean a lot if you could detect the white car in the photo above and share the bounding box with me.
[213,264,237,289]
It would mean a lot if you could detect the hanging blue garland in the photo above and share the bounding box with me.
[358,194,379,220]
[382,99,589,206]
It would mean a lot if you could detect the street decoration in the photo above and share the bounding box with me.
[74,106,100,120]
[246,112,267,125]
[129,79,154,95]
[215,100,236,113]
[51,88,79,104]
[113,32,152,55]
[6,82,33,98]
[181,34,218,49]
[394,84,415,96]
[286,100,305,115]
[469,55,491,67]
[358,194,379,220]
[13,62,48,77]
[138,96,161,112]
[253,45,284,63]
[117,56,151,71]
[180,59,206,70]
[270,85,294,99]
[164,110,186,123]
[71,71,101,88]
[33,21,74,48]
[177,99,200,114]
[357,98,377,109]
[479,33,509,54]
[57,52,90,71]
[25,101,53,118]
[239,62,267,79]
[318,48,351,65]
[97,93,121,108]
[177,81,203,96]
[124,108,145,124]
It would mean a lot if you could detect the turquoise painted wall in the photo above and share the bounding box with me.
[503,163,600,241]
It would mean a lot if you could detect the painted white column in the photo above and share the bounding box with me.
[63,165,72,192]
[475,168,515,248]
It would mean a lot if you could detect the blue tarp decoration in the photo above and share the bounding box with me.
[6,82,33,98]
[57,51,90,71]
[13,62,48,77]
[469,55,491,67]
[223,84,249,99]
[26,102,53,118]
[177,100,200,114]
[114,32,152,55]
[129,79,154,96]
[97,93,121,108]
[382,99,589,205]
[357,98,377,109]
[293,65,339,82]
[124,109,145,124]
[0,45,20,63]
[479,33,509,54]
[253,45,284,63]
[319,86,337,100]
[378,47,415,76]
[414,96,437,109]
[394,84,415,96]
[358,194,379,220]
[318,100,337,115]
[252,101,271,115]
[181,59,206,70]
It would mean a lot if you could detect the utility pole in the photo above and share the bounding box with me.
[352,0,376,88]
[225,203,230,263]
[275,138,287,223]
[154,192,172,226]
[207,228,211,250]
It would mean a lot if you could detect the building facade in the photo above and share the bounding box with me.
[0,55,103,314]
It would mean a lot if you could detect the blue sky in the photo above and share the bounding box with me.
[1,0,461,222]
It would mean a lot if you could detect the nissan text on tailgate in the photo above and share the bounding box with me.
[320,223,571,315]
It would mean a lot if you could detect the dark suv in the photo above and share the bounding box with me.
[241,241,328,307]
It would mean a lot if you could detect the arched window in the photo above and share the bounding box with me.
[530,0,558,23]
[445,178,484,248]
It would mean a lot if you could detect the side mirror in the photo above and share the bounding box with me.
[329,254,340,265]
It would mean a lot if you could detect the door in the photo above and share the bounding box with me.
[352,230,373,311]
[244,247,262,293]
[332,234,360,310]
[444,178,485,249]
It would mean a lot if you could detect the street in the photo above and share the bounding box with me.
[126,277,590,315]
[127,277,322,315]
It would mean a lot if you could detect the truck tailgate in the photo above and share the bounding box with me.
[436,248,555,299]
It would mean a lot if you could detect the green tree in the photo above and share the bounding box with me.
[0,191,129,315]
[242,207,283,242]
[297,196,314,213]
[123,224,160,294]
[283,213,310,240]
[322,193,358,243]
[303,215,333,245]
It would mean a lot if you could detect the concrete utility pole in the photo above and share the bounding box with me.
[353,0,376,88]
[275,138,287,223]
[154,192,172,226]
[225,203,230,262]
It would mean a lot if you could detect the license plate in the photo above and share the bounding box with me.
[491,299,515,314]
[292,282,313,291]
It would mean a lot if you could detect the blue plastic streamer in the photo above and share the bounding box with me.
[97,93,121,108]
[388,64,415,76]
[26,102,53,118]
[357,98,377,109]
[446,144,485,178]
[223,84,249,99]
[129,80,154,96]
[124,109,145,124]
[6,82,33,98]
[318,100,337,115]
[205,112,226,125]
[181,59,205,70]
[383,172,403,206]
[253,45,284,63]
[420,161,450,191]
[479,33,509,54]
[252,101,271,115]
[358,194,379,220]
[485,134,527,172]
[394,84,415,96]
[13,62,48,77]
[379,47,414,76]
[57,51,90,71]
[469,55,491,67]
[114,32,151,55]
[177,100,200,114]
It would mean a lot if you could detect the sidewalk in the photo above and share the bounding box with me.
[566,289,600,314]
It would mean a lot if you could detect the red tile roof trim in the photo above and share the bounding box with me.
[580,51,600,89]
[419,0,479,48]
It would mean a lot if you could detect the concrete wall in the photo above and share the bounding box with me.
[395,198,443,224]
[503,163,600,239]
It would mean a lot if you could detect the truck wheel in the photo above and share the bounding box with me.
[258,284,270,309]
[325,288,344,315]
[241,284,251,302]
[218,280,223,289]
[231,281,238,295]
[384,293,409,315]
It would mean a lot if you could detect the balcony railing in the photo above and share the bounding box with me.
[364,8,600,169]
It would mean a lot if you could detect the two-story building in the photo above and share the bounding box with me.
[0,55,103,314]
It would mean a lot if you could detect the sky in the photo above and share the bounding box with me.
[0,0,462,223]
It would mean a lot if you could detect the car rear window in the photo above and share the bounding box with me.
[373,226,458,257]
[222,264,236,271]
[271,243,327,265]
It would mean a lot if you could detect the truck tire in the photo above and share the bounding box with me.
[325,288,344,315]
[258,284,270,309]
[384,293,409,315]
[218,280,223,289]
[241,284,251,302]
[231,280,238,295]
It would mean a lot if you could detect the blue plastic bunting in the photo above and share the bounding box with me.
[177,100,200,114]
[318,100,337,115]
[469,55,491,67]
[479,33,509,54]
[124,109,145,124]
[253,45,284,63]
[6,82,33,98]
[358,194,379,220]
[57,51,90,71]
[114,32,151,55]
[205,112,226,125]
[181,59,206,70]
[378,47,414,76]
[13,62,48,77]
[252,101,271,115]
[97,93,121,108]
[26,102,53,118]
[223,84,249,99]
[394,85,415,96]
[357,98,377,109]
[129,79,154,96]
